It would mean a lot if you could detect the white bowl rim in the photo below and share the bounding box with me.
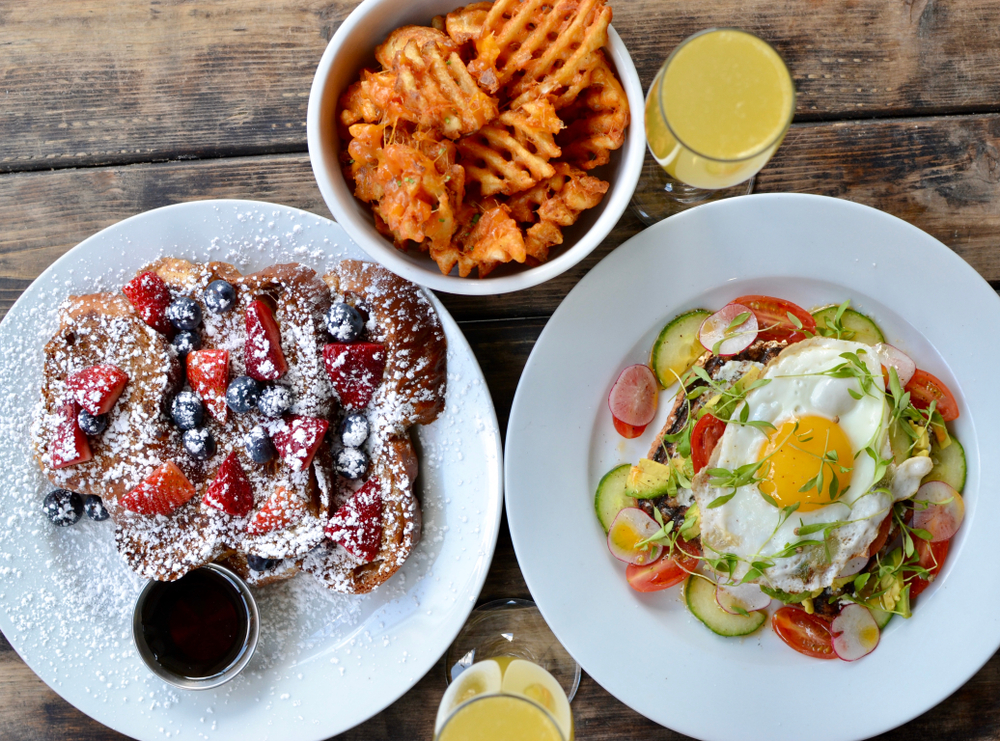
[307,1,646,295]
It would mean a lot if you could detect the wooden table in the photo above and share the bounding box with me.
[3,1,1000,739]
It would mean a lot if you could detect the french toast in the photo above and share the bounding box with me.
[32,257,447,593]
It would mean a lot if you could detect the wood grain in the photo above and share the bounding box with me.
[4,1,1000,171]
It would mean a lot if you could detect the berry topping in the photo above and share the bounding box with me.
[322,343,386,410]
[66,363,129,417]
[246,555,278,572]
[77,408,108,436]
[202,452,254,517]
[84,494,110,522]
[122,271,173,335]
[119,461,196,516]
[340,413,370,448]
[325,302,364,342]
[172,330,201,358]
[271,415,329,472]
[183,427,216,460]
[335,447,369,480]
[170,391,204,430]
[165,297,203,331]
[244,425,276,464]
[246,487,308,536]
[50,402,93,469]
[43,489,84,527]
[226,375,263,414]
[325,477,383,563]
[245,300,287,381]
[186,349,229,423]
[257,385,293,418]
[204,279,237,314]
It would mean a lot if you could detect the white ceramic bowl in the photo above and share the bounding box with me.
[307,0,645,295]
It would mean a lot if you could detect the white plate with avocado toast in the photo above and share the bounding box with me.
[505,193,998,741]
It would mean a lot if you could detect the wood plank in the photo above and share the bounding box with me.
[1,114,998,323]
[4,1,1000,171]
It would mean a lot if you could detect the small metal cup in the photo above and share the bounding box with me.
[132,563,260,690]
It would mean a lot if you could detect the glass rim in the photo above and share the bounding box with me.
[653,27,796,164]
[435,692,567,741]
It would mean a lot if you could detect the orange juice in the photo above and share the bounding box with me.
[437,694,564,741]
[645,29,794,189]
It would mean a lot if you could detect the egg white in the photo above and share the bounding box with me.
[693,337,892,593]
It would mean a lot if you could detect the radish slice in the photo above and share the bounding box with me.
[607,508,663,566]
[874,343,916,387]
[831,604,880,660]
[699,304,758,356]
[912,481,965,542]
[608,364,658,427]
[837,555,869,578]
[715,581,771,615]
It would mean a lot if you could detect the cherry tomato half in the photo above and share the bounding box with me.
[771,606,837,659]
[909,538,951,598]
[904,369,960,422]
[691,413,727,473]
[868,513,892,558]
[730,295,816,343]
[613,416,647,439]
[626,541,700,592]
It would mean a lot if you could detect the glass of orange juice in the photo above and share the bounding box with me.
[435,599,579,741]
[632,28,795,224]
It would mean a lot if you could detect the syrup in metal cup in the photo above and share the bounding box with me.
[132,563,259,690]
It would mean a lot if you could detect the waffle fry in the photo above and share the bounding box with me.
[336,0,627,279]
[558,51,629,169]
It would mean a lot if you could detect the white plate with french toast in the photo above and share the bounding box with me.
[0,200,503,740]
[505,193,1000,741]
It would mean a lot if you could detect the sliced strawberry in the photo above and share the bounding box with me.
[186,349,229,423]
[325,477,383,563]
[122,271,173,335]
[119,461,196,516]
[66,363,129,416]
[271,415,329,472]
[246,487,309,535]
[322,343,386,409]
[202,452,254,517]
[50,402,93,469]
[244,300,288,381]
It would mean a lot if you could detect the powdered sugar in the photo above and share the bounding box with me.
[0,202,502,741]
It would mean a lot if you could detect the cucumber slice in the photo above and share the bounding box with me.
[684,574,767,637]
[869,604,893,629]
[888,419,911,465]
[625,458,673,499]
[812,305,885,345]
[923,436,966,493]
[650,309,711,388]
[594,464,636,533]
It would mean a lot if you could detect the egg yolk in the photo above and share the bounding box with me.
[756,415,854,511]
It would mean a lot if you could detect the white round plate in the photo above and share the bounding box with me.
[0,200,503,740]
[506,193,999,741]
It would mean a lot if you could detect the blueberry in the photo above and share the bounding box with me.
[257,385,293,417]
[77,409,108,436]
[339,413,369,448]
[204,280,236,314]
[183,427,216,460]
[84,494,110,522]
[165,297,202,331]
[172,330,201,358]
[335,447,368,479]
[325,302,364,342]
[226,375,263,414]
[43,489,83,527]
[171,391,204,430]
[245,425,276,464]
[246,554,278,572]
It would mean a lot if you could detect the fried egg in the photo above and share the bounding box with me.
[693,337,892,593]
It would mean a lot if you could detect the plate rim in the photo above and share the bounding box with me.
[504,192,1000,741]
[0,198,505,740]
